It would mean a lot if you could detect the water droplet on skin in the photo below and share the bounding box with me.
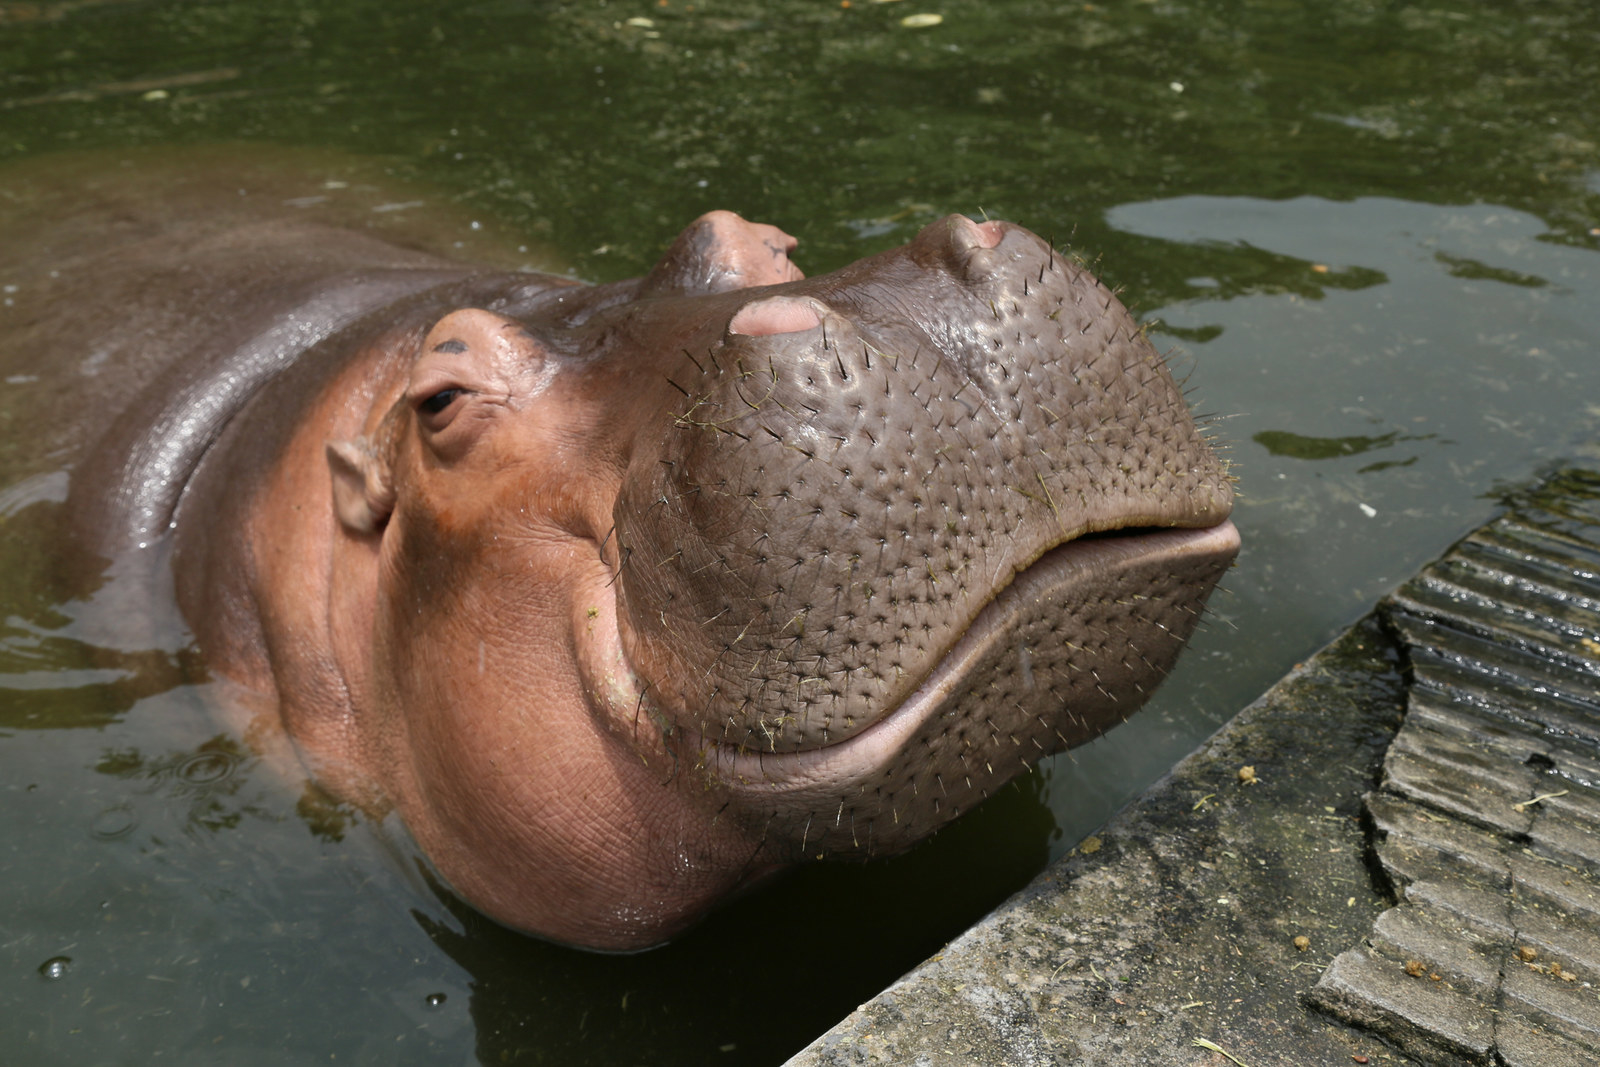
[425,992,447,1008]
[39,956,71,980]
[1016,642,1034,690]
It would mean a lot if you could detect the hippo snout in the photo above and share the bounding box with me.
[602,216,1235,853]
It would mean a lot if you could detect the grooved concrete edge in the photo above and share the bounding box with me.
[1305,476,1600,1067]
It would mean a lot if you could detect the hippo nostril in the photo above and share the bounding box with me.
[728,297,823,337]
[949,215,1005,252]
[970,220,1004,249]
[945,216,1008,283]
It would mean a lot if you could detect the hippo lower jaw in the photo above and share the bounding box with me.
[702,518,1240,779]
[587,517,1239,857]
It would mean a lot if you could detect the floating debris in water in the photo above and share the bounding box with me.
[900,13,942,27]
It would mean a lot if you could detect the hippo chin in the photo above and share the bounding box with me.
[12,165,1235,950]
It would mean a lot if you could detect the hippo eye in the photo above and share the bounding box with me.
[419,388,463,416]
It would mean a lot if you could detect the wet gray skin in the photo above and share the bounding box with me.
[595,213,1238,857]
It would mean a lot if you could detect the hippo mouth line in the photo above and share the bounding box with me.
[691,518,1240,792]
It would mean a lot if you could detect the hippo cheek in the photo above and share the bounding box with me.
[361,513,747,947]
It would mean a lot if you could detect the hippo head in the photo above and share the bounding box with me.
[323,212,1237,949]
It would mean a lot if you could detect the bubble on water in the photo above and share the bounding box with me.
[424,992,448,1008]
[90,805,137,840]
[38,956,71,980]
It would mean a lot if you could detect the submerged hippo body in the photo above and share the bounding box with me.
[2,156,1236,950]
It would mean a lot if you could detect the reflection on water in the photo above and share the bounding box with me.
[2,0,1600,1063]
[0,507,204,731]
[1252,428,1436,461]
[0,640,202,730]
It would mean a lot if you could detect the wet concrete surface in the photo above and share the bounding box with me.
[786,469,1600,1067]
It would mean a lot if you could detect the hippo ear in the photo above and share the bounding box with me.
[326,437,396,534]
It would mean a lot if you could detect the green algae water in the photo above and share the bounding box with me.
[3,1,1599,1062]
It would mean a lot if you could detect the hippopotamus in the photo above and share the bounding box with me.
[0,150,1236,951]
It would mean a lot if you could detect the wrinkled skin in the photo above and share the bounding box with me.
[1,155,1235,950]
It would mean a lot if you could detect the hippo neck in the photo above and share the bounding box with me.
[68,268,471,560]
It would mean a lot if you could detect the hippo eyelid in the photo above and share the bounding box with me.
[432,339,469,354]
[419,388,464,416]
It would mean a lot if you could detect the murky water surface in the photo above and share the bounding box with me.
[3,0,1599,1062]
